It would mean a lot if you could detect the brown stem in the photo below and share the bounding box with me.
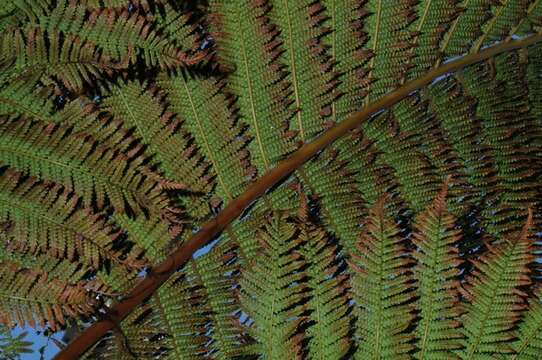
[54,33,542,360]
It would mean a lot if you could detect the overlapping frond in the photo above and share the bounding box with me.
[511,286,542,358]
[30,0,205,70]
[0,27,128,92]
[0,115,171,214]
[208,0,296,173]
[239,212,307,359]
[297,207,351,359]
[412,179,464,359]
[159,74,251,203]
[101,80,213,219]
[460,210,535,358]
[349,198,415,359]
[0,167,143,271]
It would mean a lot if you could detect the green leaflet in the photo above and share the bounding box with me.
[412,181,463,359]
[460,211,534,359]
[102,81,213,219]
[512,287,542,358]
[297,210,351,359]
[350,198,415,359]
[159,74,250,204]
[0,324,33,359]
[0,116,169,215]
[239,212,306,359]
[209,0,296,173]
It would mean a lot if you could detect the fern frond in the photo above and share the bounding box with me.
[440,1,492,57]
[321,0,368,121]
[303,150,366,252]
[412,179,464,359]
[459,54,539,235]
[513,0,542,36]
[267,0,338,141]
[406,0,458,80]
[0,27,128,92]
[0,0,49,32]
[0,167,143,271]
[526,44,542,121]
[0,116,170,215]
[473,0,531,51]
[511,286,542,359]
[239,212,307,359]
[297,213,351,359]
[359,0,417,104]
[0,325,33,359]
[151,269,210,359]
[35,1,206,69]
[362,110,440,212]
[101,80,213,219]
[460,210,535,358]
[344,133,399,207]
[0,264,96,332]
[424,77,498,207]
[209,0,296,173]
[188,244,243,359]
[349,198,415,359]
[159,74,251,203]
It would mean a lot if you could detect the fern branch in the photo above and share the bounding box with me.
[54,33,542,360]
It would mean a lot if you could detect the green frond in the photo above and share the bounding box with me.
[209,0,296,173]
[362,110,440,212]
[0,116,170,215]
[406,0,458,80]
[267,0,338,141]
[358,0,416,104]
[30,1,205,69]
[526,44,542,122]
[459,210,535,359]
[459,53,539,235]
[344,133,399,207]
[159,74,251,203]
[473,0,531,51]
[391,97,464,212]
[239,212,307,359]
[297,216,351,359]
[411,180,464,359]
[511,287,542,359]
[188,244,244,359]
[101,80,213,219]
[113,214,174,264]
[0,76,55,122]
[424,77,498,207]
[0,27,128,92]
[0,0,49,32]
[349,198,415,359]
[303,150,366,252]
[152,269,210,360]
[321,0,367,121]
[513,0,542,36]
[440,1,491,57]
[0,167,144,271]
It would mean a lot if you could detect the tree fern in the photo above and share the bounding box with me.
[0,1,540,359]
